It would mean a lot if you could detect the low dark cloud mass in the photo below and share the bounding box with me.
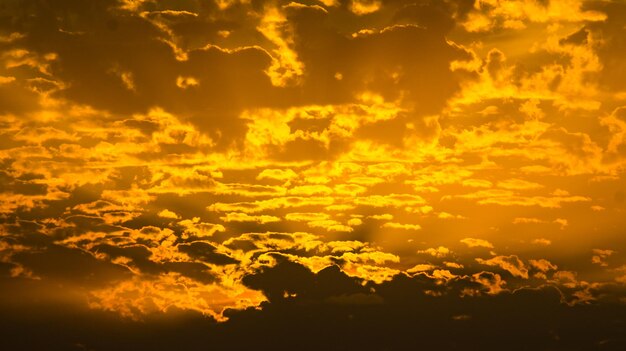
[2,262,626,350]
[2,0,626,349]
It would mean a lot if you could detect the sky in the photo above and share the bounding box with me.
[1,0,626,349]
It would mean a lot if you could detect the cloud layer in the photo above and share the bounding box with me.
[1,0,626,349]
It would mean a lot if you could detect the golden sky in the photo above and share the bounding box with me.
[1,0,626,349]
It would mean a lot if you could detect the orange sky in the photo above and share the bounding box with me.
[1,0,626,349]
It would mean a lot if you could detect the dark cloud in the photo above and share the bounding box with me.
[0,78,41,115]
[1,0,473,151]
[1,261,625,350]
[177,241,238,265]
[585,1,626,91]
[287,5,472,112]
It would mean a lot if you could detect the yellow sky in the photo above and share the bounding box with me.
[1,1,626,348]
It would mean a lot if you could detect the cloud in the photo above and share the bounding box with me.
[381,222,422,231]
[88,273,265,321]
[476,255,529,279]
[256,168,298,182]
[531,238,552,246]
[591,249,615,267]
[1,1,626,349]
[472,271,506,295]
[460,238,494,249]
[219,212,281,224]
[418,246,451,258]
[460,0,606,33]
[157,209,180,219]
[177,241,238,266]
[449,189,591,208]
[355,194,426,208]
[529,259,558,273]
